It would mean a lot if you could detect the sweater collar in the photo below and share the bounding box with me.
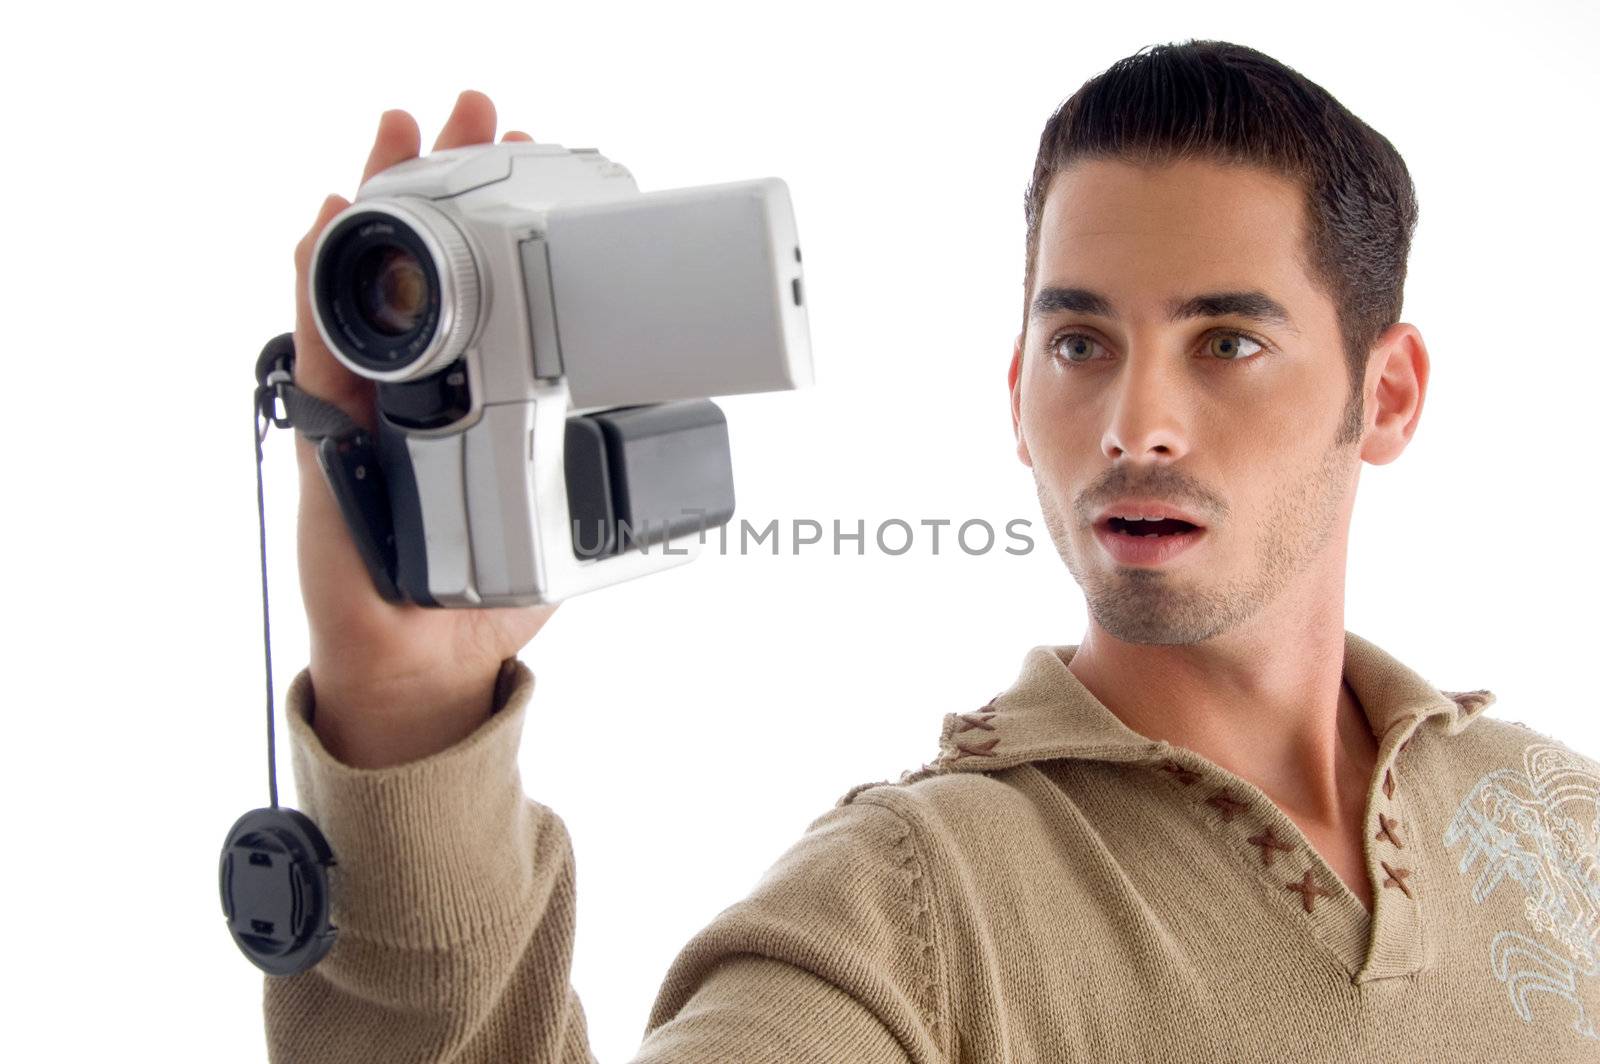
[928,631,1495,774]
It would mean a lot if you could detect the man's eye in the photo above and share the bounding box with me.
[1052,335,1104,364]
[1206,333,1264,361]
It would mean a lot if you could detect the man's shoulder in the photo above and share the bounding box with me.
[1423,702,1600,807]
[827,758,1071,865]
[1446,706,1596,764]
[834,762,1015,809]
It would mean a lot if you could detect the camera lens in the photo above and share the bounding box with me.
[310,202,479,382]
[355,245,430,336]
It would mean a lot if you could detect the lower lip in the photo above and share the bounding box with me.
[1093,523,1206,566]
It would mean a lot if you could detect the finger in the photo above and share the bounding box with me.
[361,109,422,186]
[433,89,498,151]
[293,193,350,278]
[501,130,533,143]
[292,193,376,428]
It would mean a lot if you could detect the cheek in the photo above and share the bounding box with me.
[1019,376,1095,467]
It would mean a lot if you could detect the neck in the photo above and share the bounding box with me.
[1066,581,1377,832]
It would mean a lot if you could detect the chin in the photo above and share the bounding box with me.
[1085,570,1236,646]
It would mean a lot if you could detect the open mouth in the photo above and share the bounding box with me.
[1103,516,1202,538]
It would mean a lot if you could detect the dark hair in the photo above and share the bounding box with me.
[1023,40,1419,443]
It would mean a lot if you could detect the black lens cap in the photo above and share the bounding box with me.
[219,807,337,976]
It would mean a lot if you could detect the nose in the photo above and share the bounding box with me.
[1100,349,1190,462]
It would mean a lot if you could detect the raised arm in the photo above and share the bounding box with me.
[261,92,948,1063]
[264,660,947,1063]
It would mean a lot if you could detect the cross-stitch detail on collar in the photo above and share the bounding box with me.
[1247,826,1295,868]
[1159,758,1201,786]
[917,634,1489,778]
[844,636,1499,849]
[1145,757,1347,924]
[1371,748,1421,907]
[1204,789,1248,823]
[1381,861,1414,898]
[1286,869,1334,913]
[1443,740,1600,1042]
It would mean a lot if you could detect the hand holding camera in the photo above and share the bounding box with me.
[290,93,558,768]
[286,91,810,768]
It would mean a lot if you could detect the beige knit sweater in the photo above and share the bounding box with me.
[263,632,1600,1061]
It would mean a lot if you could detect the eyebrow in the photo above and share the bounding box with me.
[1029,286,1299,334]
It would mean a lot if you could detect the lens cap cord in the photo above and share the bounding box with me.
[218,333,361,977]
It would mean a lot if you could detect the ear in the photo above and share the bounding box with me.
[1008,333,1032,468]
[1359,323,1429,466]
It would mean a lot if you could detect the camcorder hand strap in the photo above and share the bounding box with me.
[217,332,360,978]
[254,331,361,439]
[255,333,404,603]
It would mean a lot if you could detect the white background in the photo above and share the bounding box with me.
[3,0,1595,1059]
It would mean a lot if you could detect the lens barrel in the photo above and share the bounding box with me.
[311,200,480,382]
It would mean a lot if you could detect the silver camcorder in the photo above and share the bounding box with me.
[306,142,813,607]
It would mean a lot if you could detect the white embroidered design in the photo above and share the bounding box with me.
[1444,740,1600,1041]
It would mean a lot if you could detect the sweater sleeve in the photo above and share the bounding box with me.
[263,661,948,1064]
[636,794,949,1062]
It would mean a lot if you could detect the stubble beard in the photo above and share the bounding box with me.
[1037,434,1358,646]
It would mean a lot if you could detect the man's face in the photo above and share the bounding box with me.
[1009,157,1365,646]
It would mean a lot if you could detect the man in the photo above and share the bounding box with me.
[266,40,1600,1062]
